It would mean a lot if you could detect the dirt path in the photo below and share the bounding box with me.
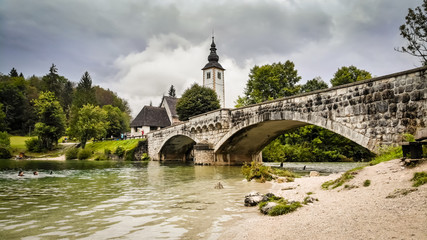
[220,159,427,240]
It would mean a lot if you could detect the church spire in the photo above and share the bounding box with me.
[208,36,219,63]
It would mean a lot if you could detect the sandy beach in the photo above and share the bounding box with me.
[220,159,427,240]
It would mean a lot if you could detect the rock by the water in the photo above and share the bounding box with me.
[310,171,320,177]
[244,192,264,206]
[260,202,278,215]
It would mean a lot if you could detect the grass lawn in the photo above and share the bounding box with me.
[84,139,143,154]
[10,136,34,151]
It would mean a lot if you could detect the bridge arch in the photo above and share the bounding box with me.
[158,134,200,162]
[214,113,374,163]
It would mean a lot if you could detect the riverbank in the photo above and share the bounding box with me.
[219,159,427,240]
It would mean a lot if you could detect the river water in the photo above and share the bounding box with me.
[0,160,364,239]
[0,160,271,240]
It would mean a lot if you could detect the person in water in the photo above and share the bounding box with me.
[18,171,24,176]
[33,171,38,175]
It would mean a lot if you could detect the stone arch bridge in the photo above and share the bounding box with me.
[147,67,427,165]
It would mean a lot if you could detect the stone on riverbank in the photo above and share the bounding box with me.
[244,192,264,206]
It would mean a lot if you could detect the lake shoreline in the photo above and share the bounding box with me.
[219,159,427,240]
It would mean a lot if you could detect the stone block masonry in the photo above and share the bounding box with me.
[147,67,427,165]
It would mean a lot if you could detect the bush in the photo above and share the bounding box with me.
[25,138,43,152]
[241,161,273,182]
[65,148,79,160]
[412,172,427,187]
[363,179,371,187]
[0,147,11,159]
[269,201,302,216]
[114,146,125,158]
[0,131,10,147]
[78,149,92,160]
[141,153,150,161]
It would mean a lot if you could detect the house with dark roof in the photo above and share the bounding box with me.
[130,96,180,136]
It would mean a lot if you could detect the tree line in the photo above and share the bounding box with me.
[0,64,130,153]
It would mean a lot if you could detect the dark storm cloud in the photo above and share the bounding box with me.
[0,0,422,114]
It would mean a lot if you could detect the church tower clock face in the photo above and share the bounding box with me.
[202,36,225,108]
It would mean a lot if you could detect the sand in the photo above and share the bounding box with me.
[220,159,427,240]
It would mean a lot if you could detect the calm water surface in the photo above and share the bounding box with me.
[0,160,270,240]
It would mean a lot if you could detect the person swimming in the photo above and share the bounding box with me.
[33,171,38,175]
[18,171,24,176]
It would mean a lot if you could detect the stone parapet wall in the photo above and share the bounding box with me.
[148,67,427,163]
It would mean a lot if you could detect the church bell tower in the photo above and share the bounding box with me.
[202,36,225,108]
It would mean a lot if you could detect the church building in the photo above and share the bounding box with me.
[202,36,225,108]
[130,36,226,135]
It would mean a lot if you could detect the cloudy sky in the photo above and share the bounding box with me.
[0,0,422,117]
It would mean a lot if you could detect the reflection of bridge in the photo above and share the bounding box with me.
[147,67,427,165]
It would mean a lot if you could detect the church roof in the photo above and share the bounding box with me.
[130,106,171,127]
[161,96,179,118]
[202,36,225,71]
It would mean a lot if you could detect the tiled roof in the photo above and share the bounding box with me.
[130,106,171,127]
[162,96,179,117]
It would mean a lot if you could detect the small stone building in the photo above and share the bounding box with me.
[130,96,180,136]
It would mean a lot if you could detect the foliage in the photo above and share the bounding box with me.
[264,125,374,162]
[176,84,220,121]
[72,71,96,109]
[94,86,131,115]
[141,153,150,161]
[65,148,79,160]
[0,74,28,133]
[396,0,427,66]
[25,138,43,152]
[77,149,92,160]
[330,65,372,87]
[0,131,11,159]
[0,103,7,131]
[33,91,66,150]
[363,179,371,187]
[402,133,415,142]
[241,161,274,182]
[239,61,301,105]
[41,64,73,112]
[68,104,107,149]
[168,85,176,97]
[114,146,125,157]
[84,139,141,154]
[322,170,357,190]
[271,167,299,178]
[258,194,302,216]
[411,171,427,187]
[369,146,402,166]
[300,77,328,93]
[102,105,129,138]
[0,131,10,147]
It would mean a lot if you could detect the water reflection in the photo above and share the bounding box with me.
[0,160,268,239]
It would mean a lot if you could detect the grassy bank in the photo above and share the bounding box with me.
[84,139,141,154]
[322,146,403,190]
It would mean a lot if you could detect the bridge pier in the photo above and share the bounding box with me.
[193,143,215,165]
[215,152,262,165]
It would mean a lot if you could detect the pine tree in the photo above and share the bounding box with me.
[168,85,176,97]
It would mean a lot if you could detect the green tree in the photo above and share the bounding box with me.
[301,77,328,93]
[94,86,131,115]
[73,71,96,108]
[0,74,27,133]
[42,64,61,97]
[9,68,18,77]
[102,105,129,138]
[0,131,11,159]
[240,61,301,105]
[330,65,372,87]
[176,84,220,121]
[33,91,66,150]
[396,0,427,65]
[0,103,7,132]
[168,85,176,97]
[69,104,107,149]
